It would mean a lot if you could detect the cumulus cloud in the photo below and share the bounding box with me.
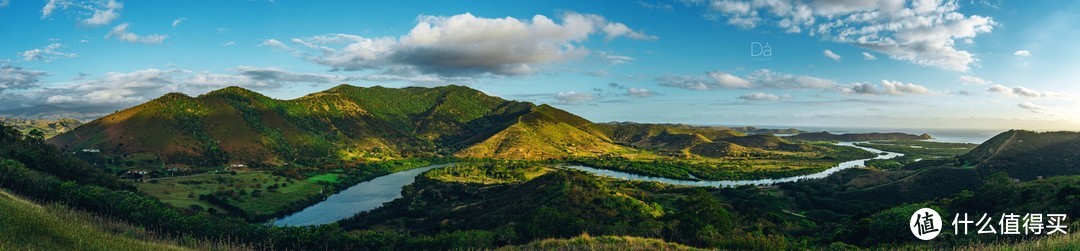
[862,52,877,60]
[987,84,1072,99]
[738,92,790,101]
[20,43,77,62]
[823,49,841,61]
[625,87,656,98]
[83,0,122,26]
[106,23,167,44]
[1013,50,1031,57]
[958,75,989,85]
[0,65,47,93]
[880,80,933,95]
[704,0,995,71]
[271,12,653,78]
[554,91,596,105]
[43,0,123,26]
[707,71,753,88]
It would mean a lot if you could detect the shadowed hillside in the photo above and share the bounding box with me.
[961,130,1080,180]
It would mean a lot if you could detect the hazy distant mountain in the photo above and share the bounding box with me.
[0,105,121,121]
[0,117,81,139]
[784,131,932,141]
[48,85,634,166]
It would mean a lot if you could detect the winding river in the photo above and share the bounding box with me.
[273,163,452,226]
[272,142,899,226]
[565,142,902,187]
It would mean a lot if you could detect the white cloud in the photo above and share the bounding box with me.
[602,22,658,40]
[554,91,596,105]
[823,49,841,61]
[704,0,995,71]
[862,52,877,60]
[43,0,125,26]
[1013,50,1031,57]
[837,80,937,96]
[625,87,656,98]
[836,82,881,95]
[596,51,635,65]
[655,75,714,90]
[172,17,186,27]
[274,12,653,78]
[958,75,989,85]
[744,69,836,89]
[106,23,167,44]
[41,0,60,19]
[880,80,933,96]
[707,71,753,88]
[20,43,77,62]
[260,39,291,51]
[659,69,836,90]
[738,92,790,101]
[0,65,47,92]
[222,41,236,47]
[46,68,182,105]
[988,84,1072,99]
[82,0,122,26]
[33,67,362,106]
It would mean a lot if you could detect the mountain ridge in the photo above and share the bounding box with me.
[49,84,622,166]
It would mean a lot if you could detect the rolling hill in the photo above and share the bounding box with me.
[960,130,1080,180]
[49,85,872,166]
[48,85,632,166]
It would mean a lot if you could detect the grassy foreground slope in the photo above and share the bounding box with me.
[0,190,187,251]
[500,234,707,251]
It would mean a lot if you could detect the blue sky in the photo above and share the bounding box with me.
[1,0,1077,130]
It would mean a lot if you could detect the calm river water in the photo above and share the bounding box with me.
[273,142,898,226]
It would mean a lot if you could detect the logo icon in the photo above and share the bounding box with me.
[910,208,942,240]
[750,42,772,57]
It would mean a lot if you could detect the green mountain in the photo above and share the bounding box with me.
[456,104,628,159]
[961,130,1080,180]
[48,85,631,166]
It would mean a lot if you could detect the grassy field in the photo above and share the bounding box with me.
[426,162,552,184]
[499,234,706,251]
[857,140,978,159]
[0,189,188,251]
[306,173,342,184]
[137,171,323,216]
